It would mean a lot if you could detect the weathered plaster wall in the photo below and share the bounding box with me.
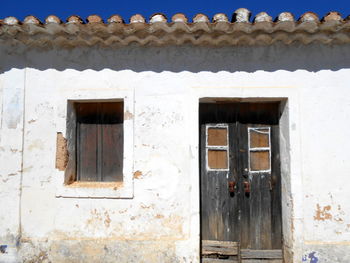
[0,43,350,262]
[0,69,25,262]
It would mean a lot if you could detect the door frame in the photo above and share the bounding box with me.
[196,98,297,263]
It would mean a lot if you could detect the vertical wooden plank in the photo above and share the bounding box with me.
[253,125,272,250]
[77,122,98,181]
[101,123,123,182]
[76,102,100,181]
[65,102,77,184]
[100,102,124,182]
[226,123,239,242]
[97,103,103,181]
[259,172,272,249]
[271,125,283,249]
[238,123,250,249]
[250,172,261,249]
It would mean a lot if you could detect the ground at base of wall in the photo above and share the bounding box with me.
[1,240,350,263]
[0,239,196,263]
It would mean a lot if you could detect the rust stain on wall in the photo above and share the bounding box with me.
[314,204,332,221]
[133,170,143,179]
[56,132,68,171]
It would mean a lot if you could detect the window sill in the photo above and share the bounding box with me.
[55,181,133,199]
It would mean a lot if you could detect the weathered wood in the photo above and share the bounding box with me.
[242,260,282,263]
[200,102,283,262]
[241,249,282,259]
[238,124,250,249]
[271,125,283,249]
[202,258,238,263]
[202,240,239,248]
[202,240,239,256]
[65,101,77,184]
[76,102,123,182]
[78,123,98,181]
[201,123,239,242]
[202,247,238,256]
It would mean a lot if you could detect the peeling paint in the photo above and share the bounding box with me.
[133,170,143,179]
[124,110,134,120]
[56,132,68,171]
[314,204,332,221]
[2,44,350,263]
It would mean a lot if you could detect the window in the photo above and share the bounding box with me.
[65,101,124,184]
[206,124,229,171]
[248,127,271,173]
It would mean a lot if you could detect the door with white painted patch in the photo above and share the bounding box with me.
[200,102,283,263]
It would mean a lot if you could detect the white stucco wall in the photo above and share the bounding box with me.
[0,44,350,262]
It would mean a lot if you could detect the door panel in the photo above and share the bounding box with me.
[201,124,239,242]
[201,122,282,262]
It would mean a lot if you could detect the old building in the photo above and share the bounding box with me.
[0,8,350,263]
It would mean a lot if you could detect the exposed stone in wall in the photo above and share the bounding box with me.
[55,132,68,171]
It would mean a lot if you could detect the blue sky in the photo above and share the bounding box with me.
[1,0,350,22]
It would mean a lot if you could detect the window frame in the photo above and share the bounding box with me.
[205,123,230,172]
[55,96,134,199]
[248,126,272,174]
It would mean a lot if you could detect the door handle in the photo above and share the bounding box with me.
[228,181,236,193]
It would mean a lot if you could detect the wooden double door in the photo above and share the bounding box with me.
[200,103,283,263]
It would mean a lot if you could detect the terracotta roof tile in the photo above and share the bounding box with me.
[150,13,167,23]
[66,15,83,24]
[232,8,251,22]
[3,16,20,25]
[323,11,342,22]
[107,15,124,23]
[254,12,273,23]
[299,12,319,22]
[0,9,349,47]
[23,15,41,25]
[86,15,103,23]
[130,14,145,23]
[45,15,62,24]
[277,12,294,22]
[171,13,187,23]
[193,14,210,23]
[213,13,229,23]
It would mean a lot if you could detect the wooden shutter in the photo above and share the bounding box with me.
[76,102,123,182]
